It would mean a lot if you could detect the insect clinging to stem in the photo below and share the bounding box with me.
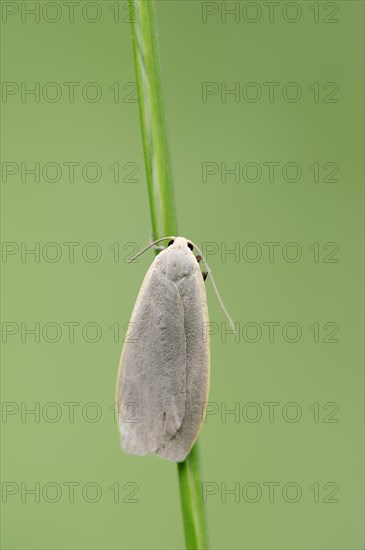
[116,236,235,462]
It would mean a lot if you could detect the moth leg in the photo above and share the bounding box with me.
[195,256,207,280]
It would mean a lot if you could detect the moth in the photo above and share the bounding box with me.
[116,236,234,462]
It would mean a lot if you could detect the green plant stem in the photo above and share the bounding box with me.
[177,443,209,549]
[129,0,176,240]
[129,2,209,548]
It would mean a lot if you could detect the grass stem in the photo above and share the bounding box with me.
[129,2,209,548]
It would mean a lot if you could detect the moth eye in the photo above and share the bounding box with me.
[187,242,194,251]
[168,240,175,247]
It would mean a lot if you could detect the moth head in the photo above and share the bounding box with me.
[167,237,194,251]
[168,236,194,253]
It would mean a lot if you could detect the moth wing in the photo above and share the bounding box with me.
[116,259,187,456]
[157,261,210,462]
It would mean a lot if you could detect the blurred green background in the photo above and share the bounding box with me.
[1,1,364,548]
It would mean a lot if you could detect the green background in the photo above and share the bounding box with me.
[1,0,364,548]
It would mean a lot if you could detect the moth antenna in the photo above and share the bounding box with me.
[128,236,175,263]
[190,241,237,336]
